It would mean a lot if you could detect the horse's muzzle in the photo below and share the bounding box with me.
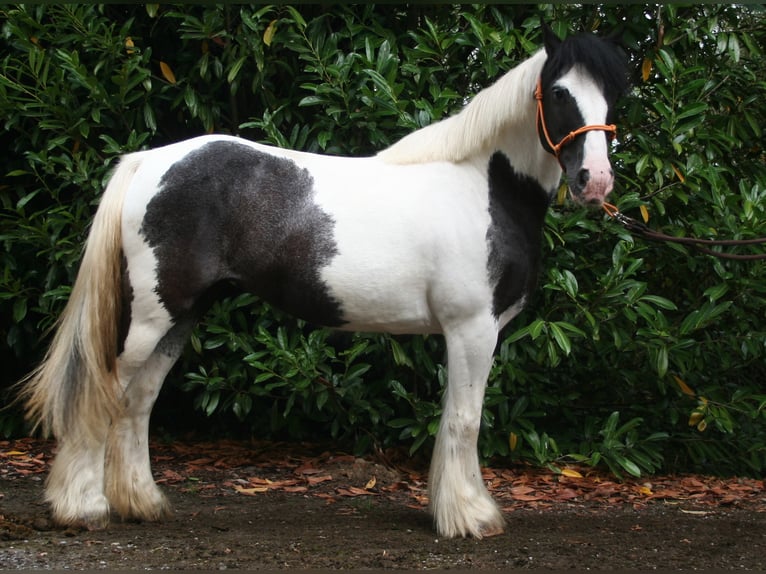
[569,162,614,206]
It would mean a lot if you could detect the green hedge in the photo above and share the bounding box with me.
[2,4,764,477]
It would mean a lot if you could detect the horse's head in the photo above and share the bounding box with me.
[537,26,628,206]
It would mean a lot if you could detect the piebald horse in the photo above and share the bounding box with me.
[23,27,627,538]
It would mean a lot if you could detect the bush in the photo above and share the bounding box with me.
[2,4,764,476]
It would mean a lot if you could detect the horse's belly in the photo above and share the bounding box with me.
[327,278,440,335]
[319,226,489,336]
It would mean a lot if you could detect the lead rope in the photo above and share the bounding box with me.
[536,78,766,261]
[602,202,766,261]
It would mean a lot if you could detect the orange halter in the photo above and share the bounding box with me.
[534,78,617,166]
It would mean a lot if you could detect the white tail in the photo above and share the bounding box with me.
[22,154,143,441]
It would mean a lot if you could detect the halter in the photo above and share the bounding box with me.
[534,78,617,168]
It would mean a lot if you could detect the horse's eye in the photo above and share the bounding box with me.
[551,87,567,100]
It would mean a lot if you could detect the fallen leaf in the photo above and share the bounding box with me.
[295,465,323,475]
[556,488,580,500]
[282,486,308,493]
[513,493,546,502]
[337,487,376,497]
[307,475,333,486]
[511,485,535,496]
[561,468,583,479]
[235,485,268,495]
[482,469,497,480]
[247,477,274,486]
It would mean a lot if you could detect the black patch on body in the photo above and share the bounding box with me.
[485,152,551,319]
[140,141,345,327]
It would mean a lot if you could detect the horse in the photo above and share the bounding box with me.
[21,26,627,538]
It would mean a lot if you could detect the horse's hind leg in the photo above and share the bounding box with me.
[45,310,175,529]
[104,318,193,522]
[44,426,111,529]
[429,314,504,539]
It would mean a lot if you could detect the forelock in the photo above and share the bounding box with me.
[541,33,629,103]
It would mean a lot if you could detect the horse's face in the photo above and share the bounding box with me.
[538,29,627,206]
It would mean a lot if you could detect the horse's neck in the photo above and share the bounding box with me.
[378,50,550,174]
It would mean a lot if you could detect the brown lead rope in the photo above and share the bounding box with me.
[602,202,766,261]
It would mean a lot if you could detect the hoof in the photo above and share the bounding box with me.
[478,521,505,538]
[434,512,506,539]
[48,494,111,531]
[110,490,173,524]
[121,502,173,524]
[52,510,110,531]
[432,498,506,539]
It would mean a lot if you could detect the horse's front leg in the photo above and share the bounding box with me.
[429,314,504,539]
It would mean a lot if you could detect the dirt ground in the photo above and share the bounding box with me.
[2,438,765,570]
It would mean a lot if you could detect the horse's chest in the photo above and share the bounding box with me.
[485,152,550,320]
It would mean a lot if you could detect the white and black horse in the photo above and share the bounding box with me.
[23,27,627,538]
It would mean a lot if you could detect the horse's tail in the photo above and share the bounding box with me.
[21,153,143,441]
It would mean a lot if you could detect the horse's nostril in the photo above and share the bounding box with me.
[576,168,590,188]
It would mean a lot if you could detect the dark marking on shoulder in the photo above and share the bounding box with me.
[485,152,550,319]
[140,140,345,327]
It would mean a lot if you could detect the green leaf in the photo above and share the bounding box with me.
[617,456,642,478]
[676,102,708,122]
[13,298,27,323]
[655,345,669,378]
[227,56,247,84]
[549,322,572,356]
[390,338,414,369]
[639,295,677,311]
[143,102,157,132]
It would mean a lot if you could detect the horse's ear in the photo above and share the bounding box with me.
[542,21,562,54]
[605,25,627,48]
